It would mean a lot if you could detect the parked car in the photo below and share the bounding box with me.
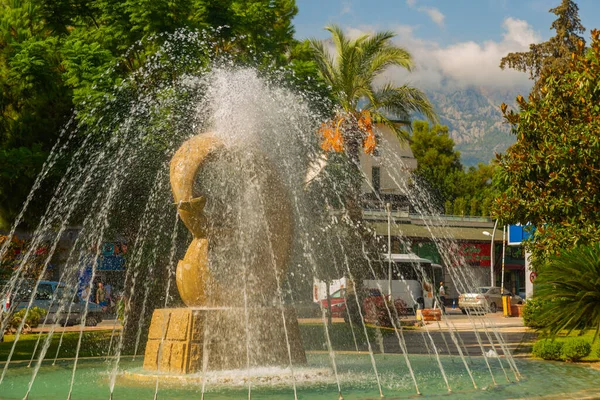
[458,286,523,314]
[360,288,410,326]
[317,288,348,318]
[2,280,103,326]
[318,288,410,326]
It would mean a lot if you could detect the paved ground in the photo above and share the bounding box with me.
[386,311,535,358]
[301,310,535,358]
[31,310,534,358]
[31,317,122,333]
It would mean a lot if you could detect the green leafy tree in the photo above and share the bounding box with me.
[500,0,585,94]
[469,197,479,217]
[410,121,462,204]
[480,197,492,217]
[495,29,600,263]
[409,121,498,215]
[285,39,332,105]
[0,0,300,229]
[534,242,600,342]
[453,197,467,217]
[444,199,452,215]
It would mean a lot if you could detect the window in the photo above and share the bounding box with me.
[36,284,53,300]
[373,261,434,282]
[372,166,381,192]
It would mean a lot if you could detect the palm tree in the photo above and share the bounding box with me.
[535,242,600,341]
[310,25,437,160]
[308,27,438,314]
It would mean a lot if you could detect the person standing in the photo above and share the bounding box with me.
[96,282,107,311]
[104,283,114,310]
[81,285,91,302]
[438,282,446,313]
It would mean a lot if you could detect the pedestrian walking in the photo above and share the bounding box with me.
[438,281,446,313]
[96,282,107,311]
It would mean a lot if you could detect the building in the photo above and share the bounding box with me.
[358,124,525,300]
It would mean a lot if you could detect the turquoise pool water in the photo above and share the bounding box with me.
[1,354,599,399]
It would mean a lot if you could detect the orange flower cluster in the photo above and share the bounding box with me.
[358,111,376,155]
[319,111,377,154]
[319,117,344,152]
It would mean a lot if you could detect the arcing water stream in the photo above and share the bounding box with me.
[1,30,598,400]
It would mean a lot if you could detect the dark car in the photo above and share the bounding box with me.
[319,288,410,326]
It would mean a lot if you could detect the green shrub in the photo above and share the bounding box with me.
[7,307,48,330]
[596,343,600,358]
[561,338,591,361]
[532,339,563,360]
[522,297,547,328]
[27,307,47,328]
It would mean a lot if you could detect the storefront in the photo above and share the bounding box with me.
[78,242,127,298]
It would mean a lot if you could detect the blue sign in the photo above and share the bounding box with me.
[98,255,125,271]
[507,224,534,246]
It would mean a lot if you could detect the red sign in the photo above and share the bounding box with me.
[459,243,492,266]
[530,271,537,283]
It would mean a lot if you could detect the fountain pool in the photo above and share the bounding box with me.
[1,355,599,399]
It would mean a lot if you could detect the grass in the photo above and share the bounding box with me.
[0,330,118,362]
[0,321,410,363]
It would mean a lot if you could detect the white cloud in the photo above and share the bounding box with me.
[368,17,541,91]
[419,7,445,27]
[345,25,376,40]
[501,17,540,47]
[320,17,540,91]
[406,0,445,28]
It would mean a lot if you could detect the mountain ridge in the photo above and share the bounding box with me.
[425,86,527,166]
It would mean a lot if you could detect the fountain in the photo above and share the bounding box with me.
[143,132,305,373]
[0,30,599,400]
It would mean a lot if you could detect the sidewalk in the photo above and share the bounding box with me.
[31,318,122,333]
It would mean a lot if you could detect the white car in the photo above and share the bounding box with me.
[458,286,523,314]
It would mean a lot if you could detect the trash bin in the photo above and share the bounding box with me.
[502,293,512,317]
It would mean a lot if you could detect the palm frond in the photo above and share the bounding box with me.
[311,25,438,126]
[535,242,600,341]
[373,83,438,124]
[308,38,337,89]
[367,46,413,76]
[371,113,412,143]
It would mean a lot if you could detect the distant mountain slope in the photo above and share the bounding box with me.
[425,86,527,166]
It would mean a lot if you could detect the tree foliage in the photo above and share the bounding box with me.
[0,0,301,229]
[495,29,600,262]
[499,0,585,93]
[410,121,462,202]
[409,121,498,216]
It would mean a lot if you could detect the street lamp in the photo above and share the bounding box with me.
[386,203,392,297]
[482,219,499,287]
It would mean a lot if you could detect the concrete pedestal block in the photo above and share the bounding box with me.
[143,307,306,373]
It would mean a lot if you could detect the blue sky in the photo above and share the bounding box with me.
[293,0,600,90]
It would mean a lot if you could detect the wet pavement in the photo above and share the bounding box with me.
[32,317,122,333]
[300,310,535,358]
[31,310,534,358]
